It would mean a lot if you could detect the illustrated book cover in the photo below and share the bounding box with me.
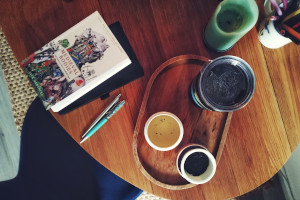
[21,11,131,112]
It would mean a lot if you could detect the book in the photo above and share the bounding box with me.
[21,11,131,112]
[59,22,144,114]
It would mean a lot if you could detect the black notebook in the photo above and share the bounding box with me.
[59,22,144,114]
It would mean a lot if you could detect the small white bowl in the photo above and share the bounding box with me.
[144,112,184,151]
[176,144,216,184]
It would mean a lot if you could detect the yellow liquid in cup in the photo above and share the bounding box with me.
[147,115,180,148]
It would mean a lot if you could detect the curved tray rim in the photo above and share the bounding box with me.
[132,54,232,190]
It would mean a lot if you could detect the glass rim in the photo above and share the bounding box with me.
[197,55,256,112]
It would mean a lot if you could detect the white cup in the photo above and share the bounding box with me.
[176,144,216,184]
[258,19,292,49]
[144,112,184,151]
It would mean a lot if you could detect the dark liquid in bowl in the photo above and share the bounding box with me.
[203,63,247,106]
[184,152,209,176]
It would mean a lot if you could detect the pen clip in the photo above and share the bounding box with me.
[105,100,126,119]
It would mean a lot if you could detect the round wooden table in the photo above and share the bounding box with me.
[1,0,299,199]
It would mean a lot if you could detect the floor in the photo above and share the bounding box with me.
[234,174,286,200]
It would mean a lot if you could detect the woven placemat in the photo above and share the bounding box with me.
[0,28,36,133]
[136,192,168,200]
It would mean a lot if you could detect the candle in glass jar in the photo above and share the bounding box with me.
[204,0,259,52]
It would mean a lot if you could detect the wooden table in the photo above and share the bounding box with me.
[1,0,299,199]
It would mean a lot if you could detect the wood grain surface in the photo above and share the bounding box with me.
[132,55,233,189]
[0,0,299,199]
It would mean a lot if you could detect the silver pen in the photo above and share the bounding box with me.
[81,93,121,139]
[80,100,126,144]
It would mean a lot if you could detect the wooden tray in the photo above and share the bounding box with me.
[133,55,233,190]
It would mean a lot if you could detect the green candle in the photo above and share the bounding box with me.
[204,0,259,52]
